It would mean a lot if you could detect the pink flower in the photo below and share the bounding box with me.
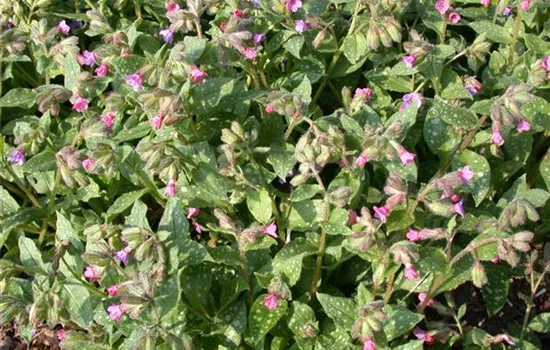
[77,50,98,66]
[187,207,200,219]
[402,55,416,69]
[541,56,550,71]
[120,49,131,57]
[348,210,358,225]
[262,294,279,310]
[114,246,131,266]
[190,66,207,83]
[243,47,257,60]
[373,205,390,223]
[517,118,531,132]
[354,87,372,102]
[233,9,243,17]
[84,266,100,282]
[491,256,501,264]
[56,329,66,342]
[399,149,416,165]
[101,112,116,128]
[82,158,94,172]
[413,328,435,344]
[253,33,266,46]
[418,292,435,307]
[479,0,490,8]
[72,94,89,112]
[502,6,513,16]
[448,12,461,24]
[520,0,530,10]
[219,22,228,31]
[491,128,505,146]
[355,155,368,168]
[193,221,203,233]
[265,104,274,113]
[150,113,164,130]
[94,63,109,77]
[404,263,419,280]
[450,194,460,203]
[406,229,423,242]
[164,179,176,197]
[107,304,125,322]
[264,222,278,238]
[452,199,465,217]
[400,93,423,111]
[295,20,308,33]
[125,73,143,92]
[166,1,180,14]
[107,285,119,296]
[435,0,450,15]
[57,20,70,35]
[458,166,474,185]
[363,338,377,350]
[285,0,303,12]
[160,28,174,44]
[8,149,25,165]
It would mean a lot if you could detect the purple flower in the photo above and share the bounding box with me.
[406,229,423,242]
[491,128,505,146]
[517,118,531,132]
[373,205,390,223]
[264,222,278,238]
[399,93,423,111]
[354,87,372,102]
[285,0,302,12]
[82,158,94,172]
[107,304,125,322]
[294,19,308,33]
[413,328,435,344]
[458,166,474,185]
[435,0,450,15]
[187,207,200,219]
[164,179,176,197]
[520,0,531,10]
[243,47,257,60]
[57,20,70,35]
[125,73,143,92]
[114,246,131,266]
[84,266,100,282]
[502,6,513,17]
[262,294,279,310]
[253,33,266,46]
[252,0,260,8]
[402,55,416,69]
[193,221,203,233]
[541,56,550,71]
[76,50,98,66]
[404,263,419,280]
[418,292,435,307]
[160,28,174,44]
[8,149,25,165]
[399,149,416,165]
[452,199,465,217]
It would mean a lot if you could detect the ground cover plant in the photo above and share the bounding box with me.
[0,0,549,348]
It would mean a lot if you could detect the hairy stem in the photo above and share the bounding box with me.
[508,6,522,70]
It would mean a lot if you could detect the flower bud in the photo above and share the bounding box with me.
[472,262,488,288]
[367,23,381,51]
[385,17,402,43]
[379,27,393,48]
[330,186,351,207]
[498,241,519,267]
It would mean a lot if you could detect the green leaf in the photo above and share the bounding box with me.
[125,200,150,229]
[393,341,424,350]
[382,304,424,341]
[291,184,321,202]
[2,208,44,241]
[288,200,323,231]
[316,293,357,329]
[63,54,80,91]
[283,35,305,59]
[304,0,329,15]
[159,197,190,239]
[481,263,509,317]
[249,295,288,343]
[155,272,180,318]
[424,109,461,161]
[181,264,211,307]
[111,55,148,75]
[247,189,273,225]
[523,189,549,208]
[453,149,491,206]
[267,143,296,180]
[56,211,83,252]
[18,236,45,271]
[431,97,478,129]
[273,237,318,286]
[368,72,413,93]
[293,76,312,105]
[522,97,550,130]
[540,159,550,191]
[22,150,57,173]
[0,185,19,216]
[61,278,94,328]
[183,36,207,63]
[470,21,512,44]
[343,32,367,65]
[440,69,472,100]
[105,189,147,220]
[528,313,550,332]
[288,301,317,335]
[0,88,36,108]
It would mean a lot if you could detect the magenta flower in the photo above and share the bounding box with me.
[84,266,100,282]
[72,94,89,112]
[435,0,450,15]
[295,20,308,33]
[502,6,513,16]
[265,104,274,114]
[452,199,465,217]
[404,263,419,280]
[402,55,416,69]
[347,209,358,226]
[450,194,460,203]
[243,47,257,60]
[187,207,200,219]
[285,0,303,12]
[355,155,368,168]
[399,93,423,111]
[520,0,530,10]
[101,112,115,128]
[82,158,94,172]
[399,149,416,165]
[406,229,423,242]
[363,337,377,350]
[262,293,279,310]
[164,179,176,197]
[120,49,131,57]
[107,285,119,296]
[190,66,207,83]
[448,12,461,24]
[413,328,435,344]
[77,50,98,66]
[125,73,143,92]
[107,304,125,322]
[233,9,243,17]
[373,205,390,223]
[8,149,25,165]
[219,22,228,31]
[517,118,531,132]
[94,63,109,77]
[150,113,164,130]
[491,256,501,264]
[114,246,131,266]
[418,292,435,307]
[541,56,550,71]
[354,87,372,102]
[193,221,203,233]
[253,33,266,46]
[491,128,505,146]
[458,166,474,185]
[56,329,66,342]
[479,0,490,8]
[166,1,180,14]
[57,20,70,35]
[264,222,278,238]
[160,28,174,44]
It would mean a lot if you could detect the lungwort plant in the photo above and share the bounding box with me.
[0,0,550,349]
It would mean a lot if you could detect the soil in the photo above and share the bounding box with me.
[0,323,60,350]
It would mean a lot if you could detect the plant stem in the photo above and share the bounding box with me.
[520,265,550,341]
[5,165,41,208]
[133,0,142,20]
[239,244,253,308]
[508,6,522,70]
[194,18,203,40]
